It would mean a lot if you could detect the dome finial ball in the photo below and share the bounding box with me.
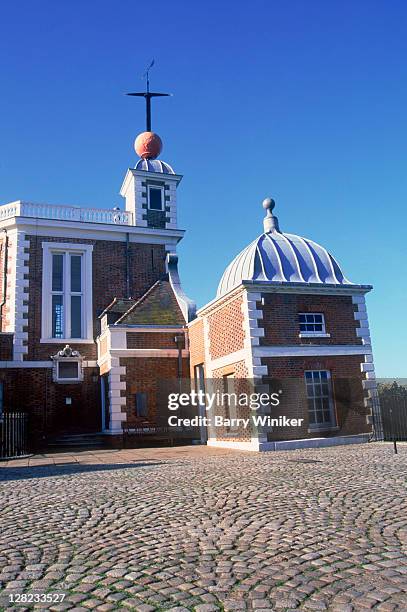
[134,131,163,160]
[262,197,275,212]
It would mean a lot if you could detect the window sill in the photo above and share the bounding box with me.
[40,338,95,344]
[299,333,331,338]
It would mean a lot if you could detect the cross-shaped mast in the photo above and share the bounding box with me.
[126,60,171,132]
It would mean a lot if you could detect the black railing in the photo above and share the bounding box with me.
[0,413,30,459]
[371,382,407,445]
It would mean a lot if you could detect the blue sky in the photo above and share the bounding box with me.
[1,0,406,376]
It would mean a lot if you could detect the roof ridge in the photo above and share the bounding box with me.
[98,297,136,319]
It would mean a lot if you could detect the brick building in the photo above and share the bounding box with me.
[0,127,196,446]
[0,113,378,451]
[188,199,378,451]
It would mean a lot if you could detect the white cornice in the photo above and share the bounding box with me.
[253,345,372,358]
[196,281,372,316]
[120,167,183,195]
[110,325,187,332]
[242,281,373,295]
[0,216,185,244]
[196,285,245,317]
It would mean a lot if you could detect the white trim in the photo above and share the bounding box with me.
[197,283,372,315]
[120,168,182,194]
[253,344,371,357]
[0,360,97,368]
[203,316,212,377]
[147,184,165,211]
[299,332,331,338]
[0,200,133,226]
[1,216,184,245]
[207,433,371,452]
[97,355,110,369]
[209,349,249,372]
[109,328,127,350]
[352,295,378,427]
[242,291,265,379]
[120,326,188,332]
[100,375,107,432]
[0,361,52,368]
[258,434,371,452]
[197,285,245,317]
[304,369,336,430]
[298,312,327,335]
[54,360,83,383]
[206,438,260,452]
[6,230,30,361]
[41,242,93,343]
[40,338,95,344]
[107,357,126,433]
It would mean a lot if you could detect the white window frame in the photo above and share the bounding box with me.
[55,359,83,383]
[304,370,337,431]
[41,242,93,344]
[298,312,330,338]
[223,373,239,433]
[147,185,164,211]
[51,346,84,383]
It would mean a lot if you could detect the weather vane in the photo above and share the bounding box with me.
[126,60,171,132]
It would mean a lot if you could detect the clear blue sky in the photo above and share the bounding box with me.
[1,0,406,377]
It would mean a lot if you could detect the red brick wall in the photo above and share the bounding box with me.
[212,359,249,379]
[260,293,361,346]
[188,319,205,374]
[126,331,185,349]
[209,360,253,442]
[120,356,189,424]
[0,366,101,439]
[208,294,245,359]
[261,355,369,439]
[0,333,13,360]
[25,235,166,361]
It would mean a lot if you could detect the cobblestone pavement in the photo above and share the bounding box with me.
[1,443,407,611]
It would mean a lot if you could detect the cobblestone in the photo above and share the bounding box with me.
[0,443,407,609]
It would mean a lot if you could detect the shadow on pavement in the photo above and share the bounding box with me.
[0,462,165,481]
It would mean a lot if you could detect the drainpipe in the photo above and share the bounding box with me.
[126,232,130,298]
[174,334,184,397]
[0,229,9,332]
[174,334,184,379]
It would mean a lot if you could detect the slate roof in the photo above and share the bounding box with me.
[114,280,186,326]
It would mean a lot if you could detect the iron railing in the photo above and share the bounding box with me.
[0,413,30,459]
[371,383,407,448]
